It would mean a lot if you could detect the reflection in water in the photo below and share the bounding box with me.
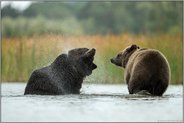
[1,83,183,122]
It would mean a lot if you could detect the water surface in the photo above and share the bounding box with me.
[1,83,183,122]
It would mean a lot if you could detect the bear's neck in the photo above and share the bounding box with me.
[52,60,85,94]
[124,50,137,68]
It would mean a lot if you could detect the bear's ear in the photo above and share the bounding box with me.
[127,44,139,52]
[83,48,96,58]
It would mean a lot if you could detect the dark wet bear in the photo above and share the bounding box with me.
[111,44,170,96]
[24,48,97,95]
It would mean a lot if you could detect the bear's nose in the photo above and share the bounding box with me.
[93,64,97,69]
[110,58,114,63]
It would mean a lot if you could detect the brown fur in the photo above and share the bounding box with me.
[111,44,170,96]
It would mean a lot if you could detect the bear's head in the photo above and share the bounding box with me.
[68,48,97,76]
[110,44,139,68]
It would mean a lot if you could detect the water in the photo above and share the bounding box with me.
[1,83,183,122]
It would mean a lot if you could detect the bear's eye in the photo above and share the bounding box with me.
[125,48,130,52]
[117,54,121,57]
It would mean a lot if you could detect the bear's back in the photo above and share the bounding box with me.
[126,48,170,96]
[24,66,64,95]
[129,49,169,71]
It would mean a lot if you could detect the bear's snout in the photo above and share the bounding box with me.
[110,57,122,67]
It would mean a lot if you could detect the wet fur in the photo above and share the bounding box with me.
[24,48,97,95]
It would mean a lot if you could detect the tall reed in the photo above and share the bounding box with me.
[2,34,182,84]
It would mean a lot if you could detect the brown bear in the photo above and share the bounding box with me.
[111,44,170,96]
[24,48,97,95]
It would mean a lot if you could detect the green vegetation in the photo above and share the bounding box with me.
[2,1,183,36]
[2,16,84,37]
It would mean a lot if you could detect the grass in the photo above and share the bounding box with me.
[1,33,183,84]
